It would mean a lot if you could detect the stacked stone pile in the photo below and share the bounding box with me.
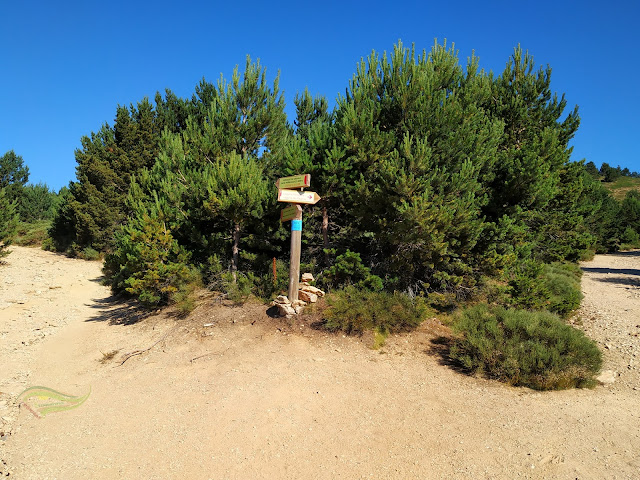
[271,273,325,317]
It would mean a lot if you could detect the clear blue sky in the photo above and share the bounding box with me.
[1,0,638,191]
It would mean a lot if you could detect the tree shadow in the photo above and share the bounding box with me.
[581,267,640,276]
[592,276,640,287]
[425,335,468,373]
[611,250,640,257]
[85,295,152,325]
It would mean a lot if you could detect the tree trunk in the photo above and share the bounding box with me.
[231,222,240,282]
[322,204,330,265]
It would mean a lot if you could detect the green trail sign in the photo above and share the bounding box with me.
[276,174,311,190]
[280,204,300,222]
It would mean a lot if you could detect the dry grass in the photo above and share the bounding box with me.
[98,349,120,364]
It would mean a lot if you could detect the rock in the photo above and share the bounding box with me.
[277,303,296,317]
[273,295,290,305]
[300,285,325,297]
[301,273,315,283]
[293,305,305,315]
[298,290,318,303]
[596,370,616,384]
[292,299,307,307]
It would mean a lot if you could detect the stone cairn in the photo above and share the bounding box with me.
[271,273,325,317]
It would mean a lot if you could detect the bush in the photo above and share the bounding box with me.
[508,261,582,317]
[14,220,51,247]
[620,226,640,250]
[208,257,290,305]
[323,286,427,335]
[449,304,602,390]
[251,258,289,301]
[543,263,583,317]
[171,278,202,315]
[507,260,549,310]
[217,272,254,305]
[321,250,383,292]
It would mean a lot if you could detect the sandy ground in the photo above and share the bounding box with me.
[0,246,639,479]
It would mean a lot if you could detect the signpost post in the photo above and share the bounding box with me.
[276,174,319,303]
[288,205,303,302]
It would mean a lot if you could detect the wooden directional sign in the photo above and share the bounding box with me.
[277,189,321,205]
[280,204,301,222]
[276,174,311,190]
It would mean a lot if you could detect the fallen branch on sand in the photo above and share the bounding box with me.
[119,328,175,366]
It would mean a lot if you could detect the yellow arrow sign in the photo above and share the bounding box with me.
[277,189,321,205]
[276,174,311,190]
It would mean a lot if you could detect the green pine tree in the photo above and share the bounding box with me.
[202,152,270,279]
[329,40,503,291]
[0,187,18,258]
[0,150,30,208]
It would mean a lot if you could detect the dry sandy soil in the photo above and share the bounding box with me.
[1,246,639,479]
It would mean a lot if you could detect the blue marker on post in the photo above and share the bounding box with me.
[291,219,302,231]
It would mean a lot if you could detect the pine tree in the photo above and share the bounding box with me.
[17,183,57,222]
[0,187,18,258]
[202,152,270,278]
[480,46,582,266]
[155,89,193,133]
[600,162,621,182]
[281,89,351,263]
[584,161,600,177]
[183,55,288,169]
[50,98,163,252]
[621,191,640,235]
[486,46,580,218]
[0,150,29,207]
[107,57,288,292]
[330,41,503,291]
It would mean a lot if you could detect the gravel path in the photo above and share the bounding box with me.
[1,246,639,479]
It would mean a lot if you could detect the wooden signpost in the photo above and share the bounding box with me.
[276,174,320,302]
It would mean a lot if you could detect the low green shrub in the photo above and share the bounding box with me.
[251,258,289,301]
[223,272,254,304]
[321,250,383,292]
[171,278,202,315]
[508,260,549,310]
[544,263,583,317]
[79,246,101,261]
[14,220,51,246]
[323,286,427,335]
[449,304,602,390]
[508,261,583,317]
[209,267,286,306]
[620,226,640,250]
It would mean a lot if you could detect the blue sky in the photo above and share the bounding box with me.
[1,0,638,191]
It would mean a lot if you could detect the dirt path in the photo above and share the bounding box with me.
[1,246,639,479]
